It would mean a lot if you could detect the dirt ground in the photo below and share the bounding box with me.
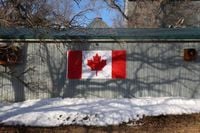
[1,113,200,133]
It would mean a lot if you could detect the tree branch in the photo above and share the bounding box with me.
[104,0,128,20]
[69,8,93,26]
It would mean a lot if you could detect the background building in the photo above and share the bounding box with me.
[125,0,200,28]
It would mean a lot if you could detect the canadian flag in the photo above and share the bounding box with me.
[67,50,126,79]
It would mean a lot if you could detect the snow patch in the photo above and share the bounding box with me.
[0,97,200,127]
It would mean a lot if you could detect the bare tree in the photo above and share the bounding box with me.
[103,0,128,20]
[0,0,51,27]
[0,0,91,28]
[102,0,200,28]
[0,0,93,101]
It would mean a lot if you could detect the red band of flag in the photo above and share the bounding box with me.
[112,50,126,79]
[67,50,82,79]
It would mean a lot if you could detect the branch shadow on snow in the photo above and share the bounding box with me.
[0,98,195,126]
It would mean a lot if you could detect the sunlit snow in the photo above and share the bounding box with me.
[0,97,200,127]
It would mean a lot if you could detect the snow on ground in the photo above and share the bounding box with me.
[1,97,200,127]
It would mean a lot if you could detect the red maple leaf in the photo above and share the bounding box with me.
[87,53,107,76]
